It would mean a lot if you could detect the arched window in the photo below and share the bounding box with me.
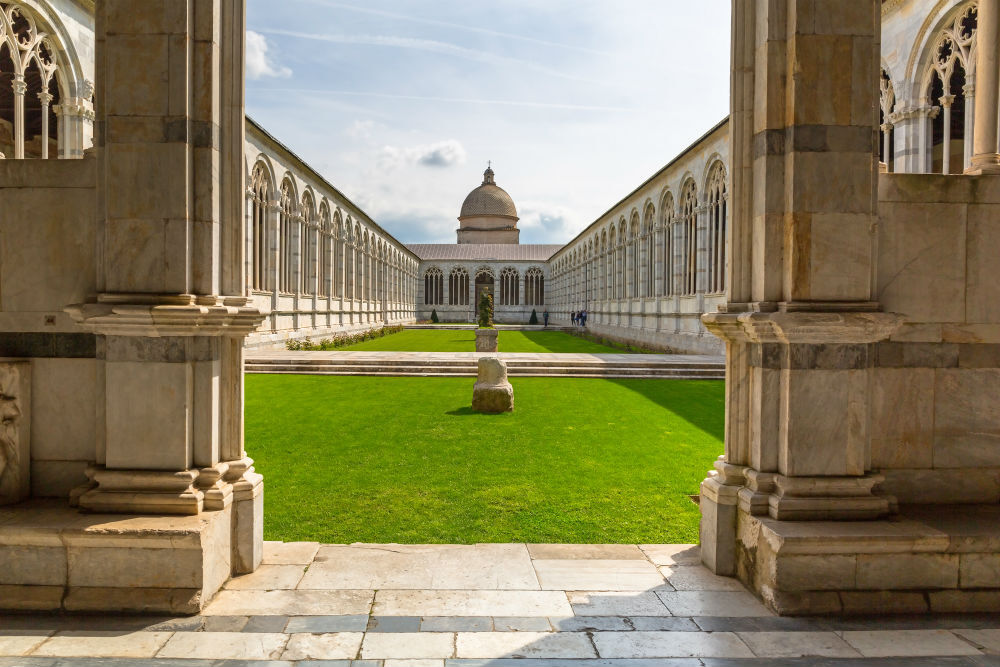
[661,192,675,296]
[642,203,655,297]
[300,191,315,294]
[0,3,63,159]
[925,4,976,174]
[628,213,639,299]
[449,267,469,305]
[250,162,270,291]
[679,180,698,295]
[318,202,331,297]
[606,227,615,300]
[424,267,443,305]
[525,267,544,306]
[278,179,295,293]
[705,163,727,294]
[879,69,896,171]
[499,267,519,306]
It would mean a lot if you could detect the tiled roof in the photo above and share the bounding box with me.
[406,244,562,262]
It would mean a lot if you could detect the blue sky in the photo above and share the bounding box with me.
[245,0,731,244]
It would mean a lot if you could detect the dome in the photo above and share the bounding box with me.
[459,166,518,220]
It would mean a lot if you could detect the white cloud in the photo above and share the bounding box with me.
[246,30,292,79]
[380,139,467,170]
[517,202,586,244]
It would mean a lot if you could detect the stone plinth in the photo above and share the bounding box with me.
[0,360,30,505]
[0,499,232,613]
[472,357,513,413]
[475,328,499,353]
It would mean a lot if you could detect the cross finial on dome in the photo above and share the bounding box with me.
[483,161,495,185]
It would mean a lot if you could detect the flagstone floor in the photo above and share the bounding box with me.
[2,542,1000,666]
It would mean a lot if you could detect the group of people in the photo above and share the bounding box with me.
[571,309,588,327]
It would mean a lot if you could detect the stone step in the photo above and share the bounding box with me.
[247,362,723,374]
[247,358,724,370]
[247,369,724,379]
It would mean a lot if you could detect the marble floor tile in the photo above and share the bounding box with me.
[491,617,553,632]
[383,660,445,667]
[280,632,364,660]
[527,544,646,560]
[455,631,597,658]
[0,634,51,657]
[157,631,288,660]
[567,591,671,617]
[592,630,754,658]
[32,631,173,658]
[841,629,983,657]
[262,540,321,565]
[203,589,374,616]
[532,559,667,591]
[373,590,572,617]
[301,544,539,590]
[954,628,1000,652]
[420,617,493,632]
[661,565,748,592]
[737,631,862,658]
[361,632,455,659]
[284,615,369,633]
[225,564,307,590]
[656,591,774,617]
[639,544,701,566]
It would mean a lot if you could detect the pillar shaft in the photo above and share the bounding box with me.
[968,0,1000,172]
[12,75,25,159]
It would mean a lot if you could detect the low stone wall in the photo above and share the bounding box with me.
[559,321,724,355]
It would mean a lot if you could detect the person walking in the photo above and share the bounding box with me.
[581,309,588,328]
[543,310,549,327]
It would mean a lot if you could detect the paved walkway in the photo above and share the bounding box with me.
[3,543,999,665]
[245,351,726,379]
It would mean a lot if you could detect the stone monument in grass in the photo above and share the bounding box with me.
[475,291,498,352]
[472,357,514,413]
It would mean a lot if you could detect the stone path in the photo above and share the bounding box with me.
[245,351,726,379]
[3,542,1000,665]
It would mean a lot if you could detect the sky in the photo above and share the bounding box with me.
[245,1,731,245]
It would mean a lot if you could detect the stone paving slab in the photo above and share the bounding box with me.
[2,542,999,664]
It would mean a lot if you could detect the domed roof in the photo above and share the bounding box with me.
[459,166,518,220]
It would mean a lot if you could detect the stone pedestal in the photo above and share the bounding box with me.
[472,357,513,413]
[475,328,499,352]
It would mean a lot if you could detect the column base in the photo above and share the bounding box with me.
[0,499,233,614]
[965,153,1000,174]
[733,504,1000,615]
[737,473,893,521]
[77,467,204,515]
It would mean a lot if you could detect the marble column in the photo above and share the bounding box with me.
[701,0,902,577]
[968,0,1000,173]
[941,94,955,174]
[11,75,25,159]
[67,0,265,538]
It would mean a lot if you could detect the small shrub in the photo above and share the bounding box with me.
[286,324,405,351]
[431,309,439,323]
[477,292,494,328]
[528,309,538,325]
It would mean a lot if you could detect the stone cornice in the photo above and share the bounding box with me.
[66,294,266,337]
[702,309,904,344]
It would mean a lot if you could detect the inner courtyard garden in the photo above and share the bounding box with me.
[298,328,633,353]
[245,372,724,544]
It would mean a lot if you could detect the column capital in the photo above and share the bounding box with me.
[37,91,53,106]
[11,76,26,95]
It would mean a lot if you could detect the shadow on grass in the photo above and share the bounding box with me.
[445,406,479,416]
[607,377,725,441]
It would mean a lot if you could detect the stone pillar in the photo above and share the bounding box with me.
[67,0,264,557]
[12,75,25,159]
[701,0,902,581]
[963,82,976,170]
[940,94,954,174]
[968,0,1000,173]
[38,91,53,159]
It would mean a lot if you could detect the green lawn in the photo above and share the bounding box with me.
[246,375,723,543]
[337,329,624,353]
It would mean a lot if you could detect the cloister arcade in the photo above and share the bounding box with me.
[416,258,550,323]
[244,119,419,347]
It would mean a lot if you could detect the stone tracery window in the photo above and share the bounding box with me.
[925,2,977,173]
[0,2,63,159]
[525,267,544,306]
[642,203,655,298]
[449,266,469,306]
[318,202,331,297]
[679,179,698,295]
[250,162,271,291]
[424,267,443,305]
[661,192,675,296]
[705,162,727,294]
[278,179,296,293]
[300,191,316,294]
[499,267,519,306]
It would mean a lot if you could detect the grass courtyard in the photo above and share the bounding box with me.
[337,328,624,353]
[245,375,723,544]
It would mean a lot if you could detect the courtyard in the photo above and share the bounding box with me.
[315,329,630,354]
[245,375,724,544]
